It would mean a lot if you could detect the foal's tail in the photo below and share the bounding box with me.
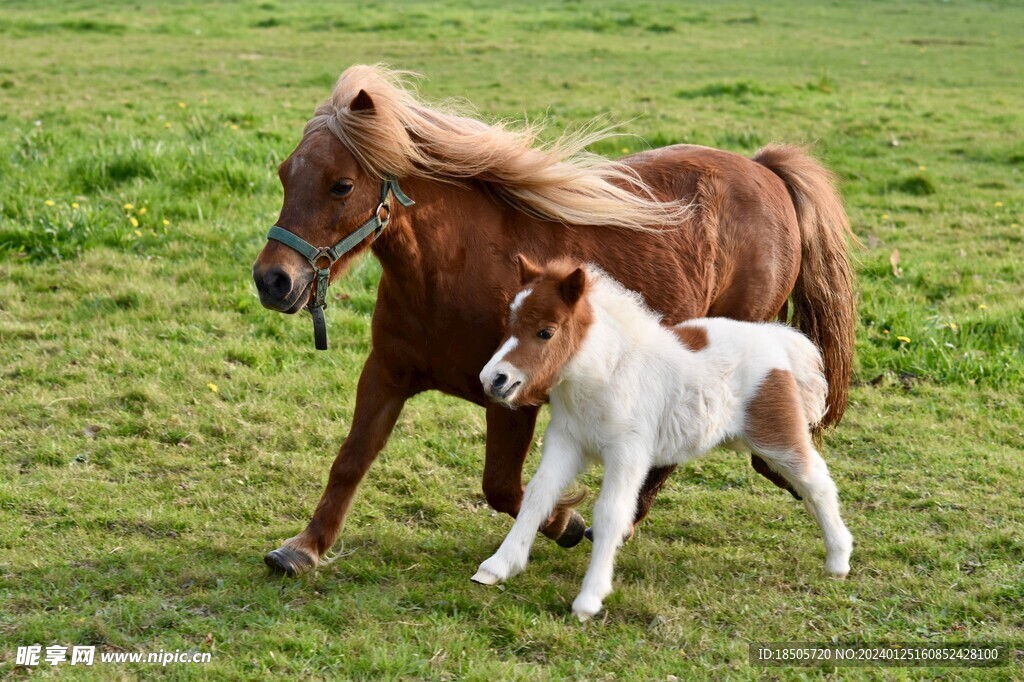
[754,145,856,430]
[781,330,830,429]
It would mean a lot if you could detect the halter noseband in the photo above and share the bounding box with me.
[265,177,414,350]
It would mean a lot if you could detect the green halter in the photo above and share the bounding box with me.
[265,177,414,350]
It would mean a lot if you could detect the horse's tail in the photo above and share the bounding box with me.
[753,144,856,429]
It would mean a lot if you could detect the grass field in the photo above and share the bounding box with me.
[1,0,1023,679]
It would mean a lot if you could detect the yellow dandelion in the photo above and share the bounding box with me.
[178,101,187,109]
[129,216,139,228]
[138,207,148,216]
[897,335,911,343]
[123,203,134,210]
[162,219,171,227]
[165,122,172,129]
[621,148,630,153]
[134,229,142,237]
[918,165,926,171]
[949,322,958,331]
[45,199,55,207]
[882,213,890,220]
[71,202,80,209]
[978,304,987,310]
[994,201,1003,207]
[207,383,218,393]
[230,124,239,130]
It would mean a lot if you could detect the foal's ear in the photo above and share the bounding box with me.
[560,267,587,307]
[350,89,376,113]
[515,254,542,285]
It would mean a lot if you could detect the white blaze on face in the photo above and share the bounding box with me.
[480,336,519,384]
[480,336,527,403]
[509,288,533,322]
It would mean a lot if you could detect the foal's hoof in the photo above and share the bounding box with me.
[264,545,317,577]
[556,511,587,548]
[470,568,501,586]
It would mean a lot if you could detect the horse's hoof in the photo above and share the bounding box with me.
[470,568,501,586]
[264,545,317,577]
[556,511,587,548]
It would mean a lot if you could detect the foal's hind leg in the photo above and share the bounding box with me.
[746,370,852,577]
[754,446,853,578]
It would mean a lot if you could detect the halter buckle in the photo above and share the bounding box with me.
[311,247,336,270]
[375,202,391,229]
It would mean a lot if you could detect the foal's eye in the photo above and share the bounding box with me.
[537,328,555,340]
[330,181,353,198]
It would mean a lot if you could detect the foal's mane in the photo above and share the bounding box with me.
[305,65,688,232]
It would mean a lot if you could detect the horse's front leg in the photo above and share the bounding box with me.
[473,426,584,585]
[265,352,410,576]
[481,405,587,548]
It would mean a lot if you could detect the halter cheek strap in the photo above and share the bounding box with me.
[265,177,414,350]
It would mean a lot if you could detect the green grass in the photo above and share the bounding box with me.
[1,0,1023,679]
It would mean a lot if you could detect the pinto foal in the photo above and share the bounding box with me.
[473,256,853,621]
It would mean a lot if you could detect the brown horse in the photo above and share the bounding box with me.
[252,65,855,576]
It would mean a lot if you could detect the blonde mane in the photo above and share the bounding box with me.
[303,65,689,232]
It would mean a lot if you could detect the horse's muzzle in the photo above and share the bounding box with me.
[253,263,311,314]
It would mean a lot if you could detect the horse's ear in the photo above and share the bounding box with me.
[350,89,375,113]
[516,254,542,285]
[560,267,586,307]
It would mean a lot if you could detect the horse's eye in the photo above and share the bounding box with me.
[537,328,554,340]
[330,181,353,198]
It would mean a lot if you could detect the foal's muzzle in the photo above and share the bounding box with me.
[481,365,524,405]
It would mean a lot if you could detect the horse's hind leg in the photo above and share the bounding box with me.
[633,464,676,527]
[482,405,587,548]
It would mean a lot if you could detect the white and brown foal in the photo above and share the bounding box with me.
[473,256,853,621]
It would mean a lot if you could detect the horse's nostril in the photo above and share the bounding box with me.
[263,266,293,300]
[492,373,508,389]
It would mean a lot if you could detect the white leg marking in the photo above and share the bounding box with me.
[472,427,583,586]
[757,447,853,578]
[572,447,648,621]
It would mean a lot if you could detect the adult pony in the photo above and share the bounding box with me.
[252,65,855,576]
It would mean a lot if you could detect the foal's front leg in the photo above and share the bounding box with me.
[572,446,649,621]
[472,427,583,585]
